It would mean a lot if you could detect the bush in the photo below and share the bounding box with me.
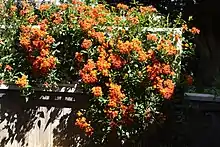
[0,0,199,145]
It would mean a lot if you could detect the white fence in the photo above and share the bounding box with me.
[0,83,88,147]
[0,107,72,147]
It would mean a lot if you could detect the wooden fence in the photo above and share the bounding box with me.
[1,83,220,147]
[0,83,91,147]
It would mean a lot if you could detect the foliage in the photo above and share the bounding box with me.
[0,0,84,90]
[0,0,199,145]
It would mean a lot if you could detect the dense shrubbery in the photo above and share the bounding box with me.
[0,0,199,145]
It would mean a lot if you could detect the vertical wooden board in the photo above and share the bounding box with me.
[25,106,48,147]
[51,107,72,147]
[26,125,40,147]
[39,107,51,147]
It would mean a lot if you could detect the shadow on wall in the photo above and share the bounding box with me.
[0,84,141,147]
[0,84,91,147]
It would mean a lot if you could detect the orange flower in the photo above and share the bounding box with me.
[39,4,51,11]
[131,38,142,51]
[106,110,119,119]
[96,57,111,72]
[108,83,125,101]
[108,54,126,69]
[107,26,113,32]
[80,60,97,84]
[162,64,172,74]
[80,71,98,84]
[127,16,139,25]
[10,5,17,12]
[147,34,158,42]
[107,101,117,108]
[159,79,175,99]
[82,59,96,72]
[72,0,83,4]
[166,45,177,55]
[105,83,127,121]
[146,49,155,59]
[146,61,162,80]
[28,15,38,24]
[79,18,95,31]
[116,3,129,10]
[101,69,109,77]
[75,52,84,62]
[164,79,175,89]
[32,56,56,75]
[87,7,100,19]
[19,9,30,16]
[157,40,177,55]
[51,13,63,24]
[81,39,92,49]
[32,40,45,49]
[97,46,107,58]
[45,35,55,44]
[5,65,12,71]
[113,16,123,24]
[30,28,47,38]
[85,127,94,136]
[15,75,28,88]
[20,37,31,51]
[182,24,188,32]
[120,103,135,125]
[20,25,31,34]
[117,40,132,54]
[97,17,107,24]
[88,31,105,44]
[40,49,49,57]
[127,7,135,16]
[38,19,49,31]
[138,50,147,62]
[175,34,180,41]
[91,86,103,97]
[139,6,157,14]
[190,27,200,35]
[75,117,93,136]
[59,4,68,10]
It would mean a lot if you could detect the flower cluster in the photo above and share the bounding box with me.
[15,75,28,88]
[19,25,57,76]
[75,111,94,136]
[19,1,34,17]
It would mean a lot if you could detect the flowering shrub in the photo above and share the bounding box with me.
[0,0,84,88]
[74,3,199,144]
[0,0,199,145]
